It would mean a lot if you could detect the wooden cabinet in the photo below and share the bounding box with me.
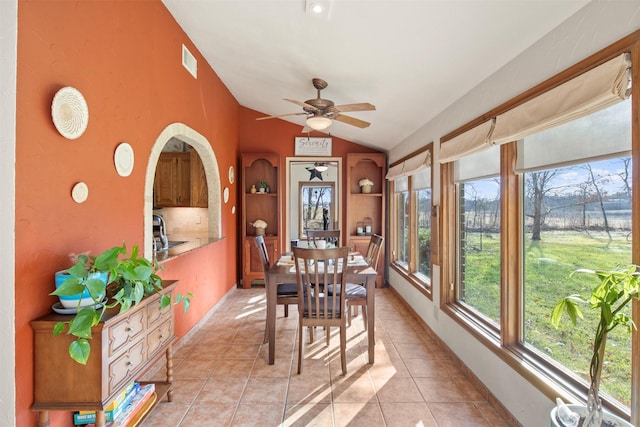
[241,153,280,288]
[31,281,178,427]
[346,153,386,287]
[154,149,208,208]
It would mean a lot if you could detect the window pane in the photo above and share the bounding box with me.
[458,178,501,324]
[396,191,409,266]
[416,188,432,279]
[522,157,632,405]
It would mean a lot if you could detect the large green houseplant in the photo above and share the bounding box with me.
[51,242,192,365]
[551,264,640,427]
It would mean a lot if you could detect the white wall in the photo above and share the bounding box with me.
[0,0,17,425]
[387,2,640,426]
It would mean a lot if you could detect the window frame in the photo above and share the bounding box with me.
[437,35,640,423]
[389,144,434,298]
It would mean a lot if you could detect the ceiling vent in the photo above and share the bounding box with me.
[182,44,197,79]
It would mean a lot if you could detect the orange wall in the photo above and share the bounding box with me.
[16,1,238,426]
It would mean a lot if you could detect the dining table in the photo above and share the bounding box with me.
[265,252,378,365]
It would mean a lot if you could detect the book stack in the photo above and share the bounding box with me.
[74,382,156,427]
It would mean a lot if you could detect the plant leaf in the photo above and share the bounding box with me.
[52,322,66,335]
[69,339,90,365]
[85,277,106,300]
[93,245,124,272]
[50,278,84,296]
[68,307,100,337]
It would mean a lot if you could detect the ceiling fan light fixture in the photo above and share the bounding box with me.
[306,115,332,131]
[314,162,328,172]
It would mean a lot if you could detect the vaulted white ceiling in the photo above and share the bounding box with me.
[162,0,589,152]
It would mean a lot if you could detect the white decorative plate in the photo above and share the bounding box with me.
[51,87,89,139]
[228,166,235,184]
[231,205,236,214]
[71,182,89,203]
[223,187,229,203]
[114,142,135,177]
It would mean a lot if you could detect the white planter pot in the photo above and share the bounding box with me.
[550,404,631,427]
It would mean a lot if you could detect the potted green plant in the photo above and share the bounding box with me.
[551,265,639,427]
[257,179,267,193]
[50,242,192,365]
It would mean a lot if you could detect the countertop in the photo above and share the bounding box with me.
[153,235,223,263]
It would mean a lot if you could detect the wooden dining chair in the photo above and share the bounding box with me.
[255,235,299,343]
[329,234,384,330]
[306,229,341,248]
[293,246,350,375]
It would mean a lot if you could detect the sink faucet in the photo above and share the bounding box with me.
[152,214,169,251]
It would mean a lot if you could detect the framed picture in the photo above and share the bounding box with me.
[294,137,332,156]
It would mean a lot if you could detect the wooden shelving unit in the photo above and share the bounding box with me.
[241,153,280,288]
[346,153,386,287]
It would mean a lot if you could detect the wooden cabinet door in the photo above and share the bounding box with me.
[190,150,208,207]
[153,153,191,207]
[175,154,191,206]
[154,155,178,207]
[243,236,278,285]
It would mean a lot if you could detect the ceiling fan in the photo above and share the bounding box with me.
[256,78,375,131]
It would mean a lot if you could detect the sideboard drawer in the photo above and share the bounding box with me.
[108,338,146,395]
[147,299,172,328]
[147,318,174,359]
[108,308,146,357]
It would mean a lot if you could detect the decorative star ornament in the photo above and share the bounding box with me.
[306,167,323,181]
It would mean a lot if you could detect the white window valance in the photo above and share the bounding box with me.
[386,150,432,180]
[492,53,631,145]
[454,144,500,183]
[439,119,495,164]
[515,97,631,173]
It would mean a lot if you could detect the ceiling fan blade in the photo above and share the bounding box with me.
[284,98,318,111]
[256,112,307,121]
[334,114,371,128]
[332,103,376,113]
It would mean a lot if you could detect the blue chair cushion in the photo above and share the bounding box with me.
[326,283,366,298]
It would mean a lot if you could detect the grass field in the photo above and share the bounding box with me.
[463,229,632,405]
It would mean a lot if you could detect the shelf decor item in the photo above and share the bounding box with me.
[551,265,640,427]
[359,178,374,194]
[364,217,373,235]
[258,179,268,193]
[251,219,268,235]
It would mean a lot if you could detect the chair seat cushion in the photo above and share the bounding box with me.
[302,296,346,316]
[326,283,367,298]
[276,282,299,296]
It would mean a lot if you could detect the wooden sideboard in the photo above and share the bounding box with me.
[31,280,178,427]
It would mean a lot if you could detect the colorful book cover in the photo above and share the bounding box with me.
[110,383,155,427]
[73,382,140,425]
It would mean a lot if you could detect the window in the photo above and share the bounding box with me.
[395,176,409,267]
[415,167,432,279]
[300,183,335,236]
[389,147,433,293]
[520,99,632,405]
[454,146,501,326]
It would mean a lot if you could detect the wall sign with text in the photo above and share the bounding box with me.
[294,137,332,156]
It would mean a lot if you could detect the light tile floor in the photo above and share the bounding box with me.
[140,288,513,426]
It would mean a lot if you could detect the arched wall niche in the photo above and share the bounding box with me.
[144,122,221,259]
